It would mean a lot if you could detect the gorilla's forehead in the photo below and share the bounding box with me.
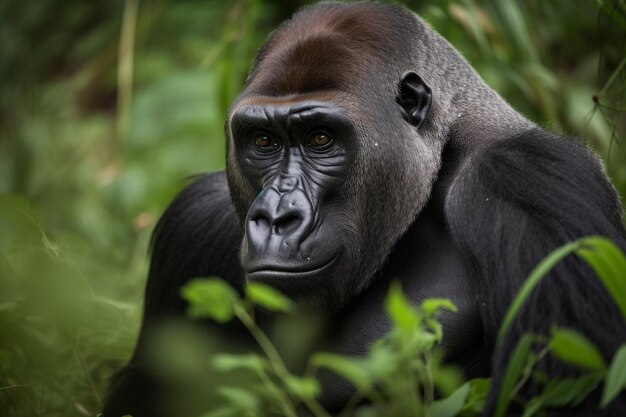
[242,2,417,97]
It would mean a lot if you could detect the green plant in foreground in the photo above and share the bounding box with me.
[180,236,626,417]
[180,279,484,417]
[494,236,626,417]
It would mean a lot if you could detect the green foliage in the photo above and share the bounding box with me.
[175,232,626,416]
[493,235,626,416]
[428,383,470,417]
[602,346,626,407]
[497,242,579,344]
[181,278,240,322]
[498,236,626,343]
[245,282,294,313]
[577,236,626,320]
[494,334,536,417]
[179,278,471,417]
[0,194,141,416]
[549,328,606,371]
[311,353,372,392]
[179,237,626,417]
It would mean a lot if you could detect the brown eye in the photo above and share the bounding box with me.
[310,133,332,147]
[255,134,272,147]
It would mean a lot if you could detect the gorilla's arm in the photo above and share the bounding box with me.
[445,130,626,415]
[103,171,244,417]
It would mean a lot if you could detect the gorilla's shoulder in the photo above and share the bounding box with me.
[449,129,620,212]
[446,129,625,250]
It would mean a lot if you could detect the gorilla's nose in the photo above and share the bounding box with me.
[245,186,314,258]
[250,207,302,236]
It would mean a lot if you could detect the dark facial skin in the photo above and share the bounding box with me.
[229,99,357,301]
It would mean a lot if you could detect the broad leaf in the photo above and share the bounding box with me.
[311,352,371,391]
[601,345,626,407]
[245,282,294,313]
[422,298,458,316]
[212,353,266,373]
[576,236,626,321]
[429,382,470,417]
[284,375,320,400]
[217,386,259,411]
[385,281,419,331]
[550,328,606,371]
[541,375,601,407]
[180,277,240,323]
[460,378,490,416]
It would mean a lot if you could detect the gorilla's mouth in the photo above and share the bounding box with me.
[245,254,338,281]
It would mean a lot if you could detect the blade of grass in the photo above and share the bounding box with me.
[576,236,626,320]
[497,242,580,344]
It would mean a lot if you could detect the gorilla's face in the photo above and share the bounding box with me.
[228,96,360,306]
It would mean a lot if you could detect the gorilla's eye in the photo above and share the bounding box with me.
[255,134,271,147]
[254,134,280,151]
[309,132,333,147]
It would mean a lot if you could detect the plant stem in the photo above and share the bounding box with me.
[424,352,435,404]
[235,305,306,417]
[255,367,298,417]
[302,397,332,417]
[510,342,550,397]
[235,305,289,375]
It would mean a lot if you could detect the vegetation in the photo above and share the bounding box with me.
[0,0,624,416]
[161,235,626,417]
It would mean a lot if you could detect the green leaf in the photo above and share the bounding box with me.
[575,236,626,321]
[426,318,444,343]
[569,374,603,407]
[245,282,294,313]
[200,406,240,417]
[601,345,626,407]
[361,341,397,380]
[541,375,601,407]
[497,242,579,344]
[217,386,259,411]
[460,378,490,416]
[180,277,240,323]
[550,328,606,371]
[429,382,470,417]
[212,353,266,373]
[494,334,535,417]
[422,298,458,316]
[520,397,543,417]
[284,375,320,400]
[311,352,371,391]
[385,281,420,331]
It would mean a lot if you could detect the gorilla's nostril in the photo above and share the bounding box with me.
[250,215,271,235]
[273,215,302,235]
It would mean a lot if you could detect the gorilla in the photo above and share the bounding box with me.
[104,2,626,416]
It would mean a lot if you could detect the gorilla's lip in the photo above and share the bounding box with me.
[245,254,338,279]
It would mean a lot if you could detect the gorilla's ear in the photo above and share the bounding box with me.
[396,71,432,129]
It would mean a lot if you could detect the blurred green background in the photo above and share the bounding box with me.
[0,0,624,416]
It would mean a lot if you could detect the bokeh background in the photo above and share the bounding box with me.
[0,0,624,415]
